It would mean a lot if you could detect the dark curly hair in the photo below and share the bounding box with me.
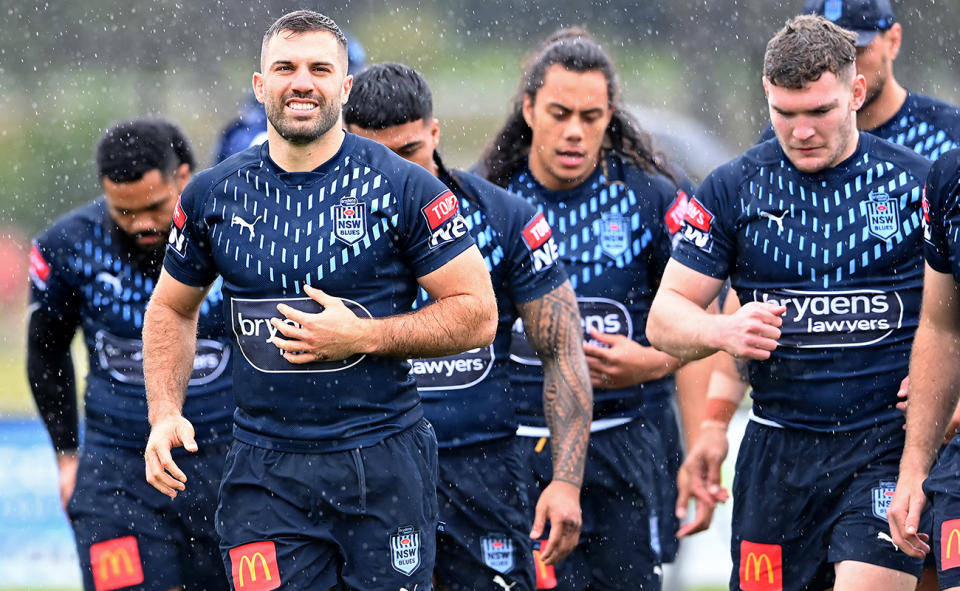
[763,14,857,89]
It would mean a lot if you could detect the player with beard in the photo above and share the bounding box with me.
[648,15,930,591]
[27,119,233,591]
[759,0,960,161]
[142,11,497,591]
[483,30,693,591]
[344,62,592,591]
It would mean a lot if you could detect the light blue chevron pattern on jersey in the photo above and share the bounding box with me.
[885,118,959,161]
[741,156,922,289]
[73,223,221,327]
[208,156,400,295]
[510,173,653,291]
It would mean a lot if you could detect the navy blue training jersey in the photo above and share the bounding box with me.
[412,160,567,448]
[922,148,960,278]
[506,153,680,424]
[29,200,233,449]
[760,92,960,161]
[164,134,475,452]
[673,133,931,431]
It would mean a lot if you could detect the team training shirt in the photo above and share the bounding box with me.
[164,134,475,452]
[412,160,566,448]
[673,133,931,431]
[506,153,680,425]
[760,92,960,161]
[29,200,233,450]
[922,148,960,280]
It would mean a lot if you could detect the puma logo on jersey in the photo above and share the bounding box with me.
[231,214,261,239]
[493,575,517,591]
[96,271,123,294]
[758,210,787,233]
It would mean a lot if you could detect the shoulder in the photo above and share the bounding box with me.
[700,142,772,193]
[908,93,960,127]
[864,134,931,179]
[927,148,960,204]
[347,134,442,189]
[35,200,105,249]
[453,168,535,216]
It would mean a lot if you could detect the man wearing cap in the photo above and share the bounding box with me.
[761,0,960,161]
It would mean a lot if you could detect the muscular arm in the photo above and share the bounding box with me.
[142,269,211,498]
[273,246,498,362]
[517,280,592,564]
[647,260,784,361]
[517,281,592,487]
[890,265,960,555]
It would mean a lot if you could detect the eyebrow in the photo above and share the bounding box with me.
[269,59,336,69]
[395,141,423,152]
[546,102,605,116]
[771,100,840,115]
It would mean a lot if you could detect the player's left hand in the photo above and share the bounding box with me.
[271,285,371,363]
[895,375,960,445]
[888,472,931,558]
[144,414,197,499]
[530,480,581,565]
[583,329,680,388]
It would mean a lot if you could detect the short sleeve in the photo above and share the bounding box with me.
[398,166,476,277]
[670,168,738,280]
[29,236,81,320]
[162,176,220,287]
[922,153,960,274]
[501,203,568,305]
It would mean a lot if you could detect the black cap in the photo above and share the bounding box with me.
[804,0,896,46]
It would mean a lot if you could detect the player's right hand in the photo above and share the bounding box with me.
[888,472,931,558]
[56,452,79,514]
[144,414,197,499]
[675,422,730,538]
[715,302,786,360]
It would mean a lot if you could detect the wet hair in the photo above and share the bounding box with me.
[343,62,433,129]
[96,119,194,184]
[261,10,347,69]
[482,27,675,188]
[764,14,858,89]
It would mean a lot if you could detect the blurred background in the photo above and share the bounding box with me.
[1,0,958,589]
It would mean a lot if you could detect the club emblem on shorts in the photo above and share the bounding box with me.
[481,534,515,574]
[390,526,421,575]
[864,188,899,240]
[599,211,630,258]
[871,480,896,521]
[333,196,367,245]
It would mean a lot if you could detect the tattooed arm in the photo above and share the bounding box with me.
[518,280,593,564]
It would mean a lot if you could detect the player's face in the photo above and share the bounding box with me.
[855,26,900,109]
[523,64,613,191]
[347,118,440,175]
[765,70,867,174]
[103,169,183,253]
[254,30,353,146]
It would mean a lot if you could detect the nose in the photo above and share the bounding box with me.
[290,65,314,92]
[563,117,584,143]
[792,119,815,142]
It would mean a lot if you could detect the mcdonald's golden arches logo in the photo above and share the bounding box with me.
[89,536,144,591]
[739,540,782,591]
[229,540,281,591]
[941,518,960,570]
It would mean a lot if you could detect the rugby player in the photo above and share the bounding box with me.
[142,10,497,591]
[760,0,960,160]
[482,29,693,590]
[648,14,930,591]
[27,119,233,591]
[888,148,960,591]
[343,61,592,591]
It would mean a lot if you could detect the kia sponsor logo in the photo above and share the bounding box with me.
[510,297,632,365]
[410,345,495,390]
[750,288,903,348]
[231,296,372,372]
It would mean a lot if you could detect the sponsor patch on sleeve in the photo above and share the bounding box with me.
[522,212,559,272]
[29,243,51,290]
[665,189,690,235]
[922,186,933,242]
[229,541,281,591]
[422,190,468,249]
[683,197,713,232]
[89,536,144,591]
[168,197,188,257]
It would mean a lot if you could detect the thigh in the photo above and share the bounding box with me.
[434,439,535,591]
[925,436,960,588]
[68,447,182,591]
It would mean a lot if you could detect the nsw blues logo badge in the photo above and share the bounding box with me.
[481,534,515,574]
[863,188,899,240]
[824,0,843,21]
[390,526,421,575]
[599,211,630,258]
[333,196,367,245]
[871,480,896,521]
